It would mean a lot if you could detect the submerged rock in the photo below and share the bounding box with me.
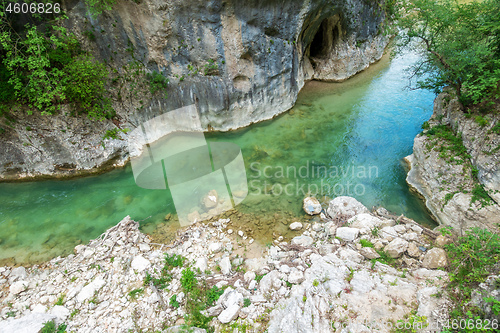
[302,197,321,215]
[289,222,303,231]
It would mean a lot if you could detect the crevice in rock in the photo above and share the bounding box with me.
[305,15,342,69]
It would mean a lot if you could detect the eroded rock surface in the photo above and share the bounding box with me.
[0,0,389,180]
[406,91,500,232]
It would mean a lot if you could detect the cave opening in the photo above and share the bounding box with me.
[308,17,340,59]
[309,20,327,58]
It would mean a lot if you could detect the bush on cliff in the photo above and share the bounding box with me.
[0,13,113,120]
[396,0,500,107]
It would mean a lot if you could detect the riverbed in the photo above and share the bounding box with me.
[0,50,436,265]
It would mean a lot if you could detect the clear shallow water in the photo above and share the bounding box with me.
[0,51,436,265]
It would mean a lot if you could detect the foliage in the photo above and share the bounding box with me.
[360,239,374,248]
[55,294,65,306]
[395,0,500,107]
[146,71,169,96]
[393,313,428,333]
[169,294,180,308]
[63,56,113,120]
[474,115,488,127]
[0,23,112,120]
[40,321,67,333]
[471,184,493,207]
[164,253,186,269]
[490,123,500,135]
[205,285,224,307]
[101,128,129,148]
[425,124,470,164]
[128,288,144,300]
[484,297,500,316]
[375,250,395,266]
[181,268,197,293]
[203,59,218,75]
[443,227,500,331]
[84,0,117,17]
[243,298,251,308]
[446,227,500,289]
[255,273,266,282]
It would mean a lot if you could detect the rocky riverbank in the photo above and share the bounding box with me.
[0,0,389,181]
[0,196,454,333]
[405,90,500,233]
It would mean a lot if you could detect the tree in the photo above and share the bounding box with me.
[396,0,500,107]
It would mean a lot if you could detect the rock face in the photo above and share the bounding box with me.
[406,91,500,232]
[0,0,389,180]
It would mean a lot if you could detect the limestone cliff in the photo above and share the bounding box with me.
[406,90,500,232]
[0,0,389,180]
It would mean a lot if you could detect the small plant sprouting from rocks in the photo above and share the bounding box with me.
[40,321,67,333]
[54,293,65,306]
[371,227,380,237]
[180,267,197,293]
[313,279,320,287]
[243,298,251,308]
[164,253,186,269]
[360,239,374,248]
[346,268,354,283]
[255,273,266,282]
[128,288,144,301]
[146,71,169,96]
[169,294,180,308]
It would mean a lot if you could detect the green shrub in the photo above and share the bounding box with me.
[63,56,113,120]
[84,0,117,16]
[0,24,112,120]
[360,239,374,248]
[243,298,251,307]
[421,121,430,130]
[471,184,492,207]
[181,268,197,293]
[205,285,224,307]
[425,125,469,164]
[474,115,489,127]
[169,294,180,308]
[164,254,185,269]
[146,71,168,96]
[40,321,67,333]
[444,228,500,328]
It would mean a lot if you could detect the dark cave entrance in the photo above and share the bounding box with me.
[308,17,340,59]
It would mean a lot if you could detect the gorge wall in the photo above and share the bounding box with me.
[0,0,389,180]
[406,91,500,233]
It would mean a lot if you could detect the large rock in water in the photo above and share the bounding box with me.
[0,0,389,180]
[303,197,321,215]
[327,196,369,218]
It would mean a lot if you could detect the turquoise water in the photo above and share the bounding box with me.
[0,51,436,265]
